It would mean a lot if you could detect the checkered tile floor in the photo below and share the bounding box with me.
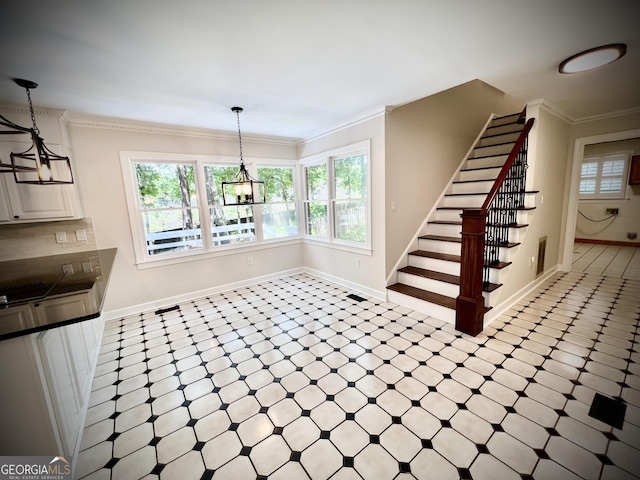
[77,268,640,480]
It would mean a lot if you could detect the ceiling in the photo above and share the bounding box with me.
[0,0,638,140]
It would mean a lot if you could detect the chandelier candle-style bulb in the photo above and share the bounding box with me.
[221,106,266,205]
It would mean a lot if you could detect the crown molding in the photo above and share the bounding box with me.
[573,106,640,124]
[300,108,386,145]
[0,103,67,118]
[66,115,299,146]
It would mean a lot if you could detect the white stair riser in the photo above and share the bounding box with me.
[418,239,461,256]
[473,143,514,157]
[490,115,521,127]
[386,290,456,324]
[485,123,524,136]
[458,167,501,182]
[435,209,532,224]
[466,155,508,169]
[451,180,494,195]
[397,272,459,298]
[478,132,521,147]
[443,194,486,208]
[428,223,462,238]
[408,256,460,276]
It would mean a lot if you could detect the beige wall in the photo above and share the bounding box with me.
[68,121,302,315]
[576,139,640,243]
[496,104,571,303]
[297,115,387,297]
[384,79,524,277]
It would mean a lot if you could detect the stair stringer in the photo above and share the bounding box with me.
[385,113,497,286]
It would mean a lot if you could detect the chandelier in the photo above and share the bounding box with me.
[0,79,74,184]
[221,107,265,205]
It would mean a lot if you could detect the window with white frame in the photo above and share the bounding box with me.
[301,141,370,249]
[579,153,629,199]
[121,152,299,266]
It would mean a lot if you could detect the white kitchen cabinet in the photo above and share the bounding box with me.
[0,115,82,222]
[33,287,98,325]
[0,315,104,472]
[0,304,36,335]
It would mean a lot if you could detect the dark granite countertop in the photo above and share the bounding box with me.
[0,248,116,341]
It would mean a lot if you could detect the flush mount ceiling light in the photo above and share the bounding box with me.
[221,107,265,206]
[559,43,627,74]
[0,79,74,184]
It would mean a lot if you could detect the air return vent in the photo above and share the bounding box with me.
[536,237,547,276]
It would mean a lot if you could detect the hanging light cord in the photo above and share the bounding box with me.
[25,87,40,135]
[235,108,244,166]
[578,210,617,222]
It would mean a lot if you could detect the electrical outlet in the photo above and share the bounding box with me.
[355,258,361,268]
[605,208,619,215]
[76,229,87,241]
[82,262,93,273]
[247,256,253,266]
[55,231,67,243]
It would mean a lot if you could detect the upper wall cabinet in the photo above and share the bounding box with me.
[0,108,82,223]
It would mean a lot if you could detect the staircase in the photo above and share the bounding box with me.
[387,111,536,327]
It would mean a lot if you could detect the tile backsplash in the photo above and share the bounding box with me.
[0,217,97,262]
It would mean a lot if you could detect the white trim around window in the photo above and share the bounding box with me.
[578,151,632,200]
[299,140,372,254]
[120,151,300,268]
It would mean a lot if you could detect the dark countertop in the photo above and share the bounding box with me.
[0,248,116,341]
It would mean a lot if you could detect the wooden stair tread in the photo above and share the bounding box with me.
[437,206,535,211]
[429,220,529,228]
[445,190,539,197]
[409,250,511,269]
[419,234,461,243]
[398,266,501,292]
[387,283,457,309]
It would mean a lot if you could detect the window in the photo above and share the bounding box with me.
[301,141,370,250]
[579,153,629,199]
[121,152,299,266]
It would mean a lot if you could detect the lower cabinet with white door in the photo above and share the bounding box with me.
[0,315,104,473]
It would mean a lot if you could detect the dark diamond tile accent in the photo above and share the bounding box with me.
[320,430,331,439]
[411,400,420,407]
[182,400,192,407]
[193,441,205,451]
[545,427,560,436]
[491,424,504,432]
[257,476,268,480]
[107,432,120,442]
[330,368,338,374]
[286,392,295,399]
[443,373,452,380]
[383,359,391,365]
[273,426,284,435]
[310,379,318,386]
[187,418,197,427]
[456,403,468,410]
[229,422,239,431]
[178,384,186,390]
[440,420,451,428]
[327,395,335,401]
[476,444,489,454]
[248,389,257,396]
[220,403,229,410]
[343,456,355,468]
[534,449,550,459]
[399,462,411,473]
[145,397,155,404]
[392,416,402,425]
[295,367,303,372]
[387,384,396,390]
[109,411,121,420]
[516,391,527,397]
[346,412,355,421]
[505,406,516,414]
[369,434,380,444]
[149,437,162,447]
[589,393,626,429]
[596,454,614,465]
[428,386,438,392]
[104,458,120,469]
[212,386,221,393]
[240,446,252,456]
[520,475,535,480]
[458,467,472,479]
[301,410,311,417]
[259,406,269,414]
[603,431,618,441]
[144,382,153,388]
[147,415,159,423]
[290,451,302,462]
[348,381,356,388]
[112,394,122,401]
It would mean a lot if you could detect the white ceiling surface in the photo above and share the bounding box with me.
[0,0,639,140]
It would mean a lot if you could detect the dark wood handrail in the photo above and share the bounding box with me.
[480,117,535,212]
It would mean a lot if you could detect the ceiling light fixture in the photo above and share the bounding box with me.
[221,107,265,205]
[0,79,74,184]
[559,43,627,74]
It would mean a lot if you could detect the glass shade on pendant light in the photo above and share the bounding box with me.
[221,106,265,205]
[559,44,626,74]
[0,79,74,185]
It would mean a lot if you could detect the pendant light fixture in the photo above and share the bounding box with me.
[0,79,74,184]
[559,43,627,74]
[221,106,265,205]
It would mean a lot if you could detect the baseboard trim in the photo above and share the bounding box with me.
[102,267,304,322]
[302,267,387,301]
[483,265,559,329]
[575,238,639,248]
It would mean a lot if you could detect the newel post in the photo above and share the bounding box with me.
[456,208,487,336]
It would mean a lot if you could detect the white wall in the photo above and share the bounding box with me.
[576,138,640,243]
[297,115,387,297]
[384,80,525,277]
[68,118,303,316]
[495,103,571,303]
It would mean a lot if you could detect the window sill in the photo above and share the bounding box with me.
[302,237,372,256]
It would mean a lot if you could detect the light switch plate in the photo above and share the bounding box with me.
[56,231,68,243]
[76,229,87,241]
